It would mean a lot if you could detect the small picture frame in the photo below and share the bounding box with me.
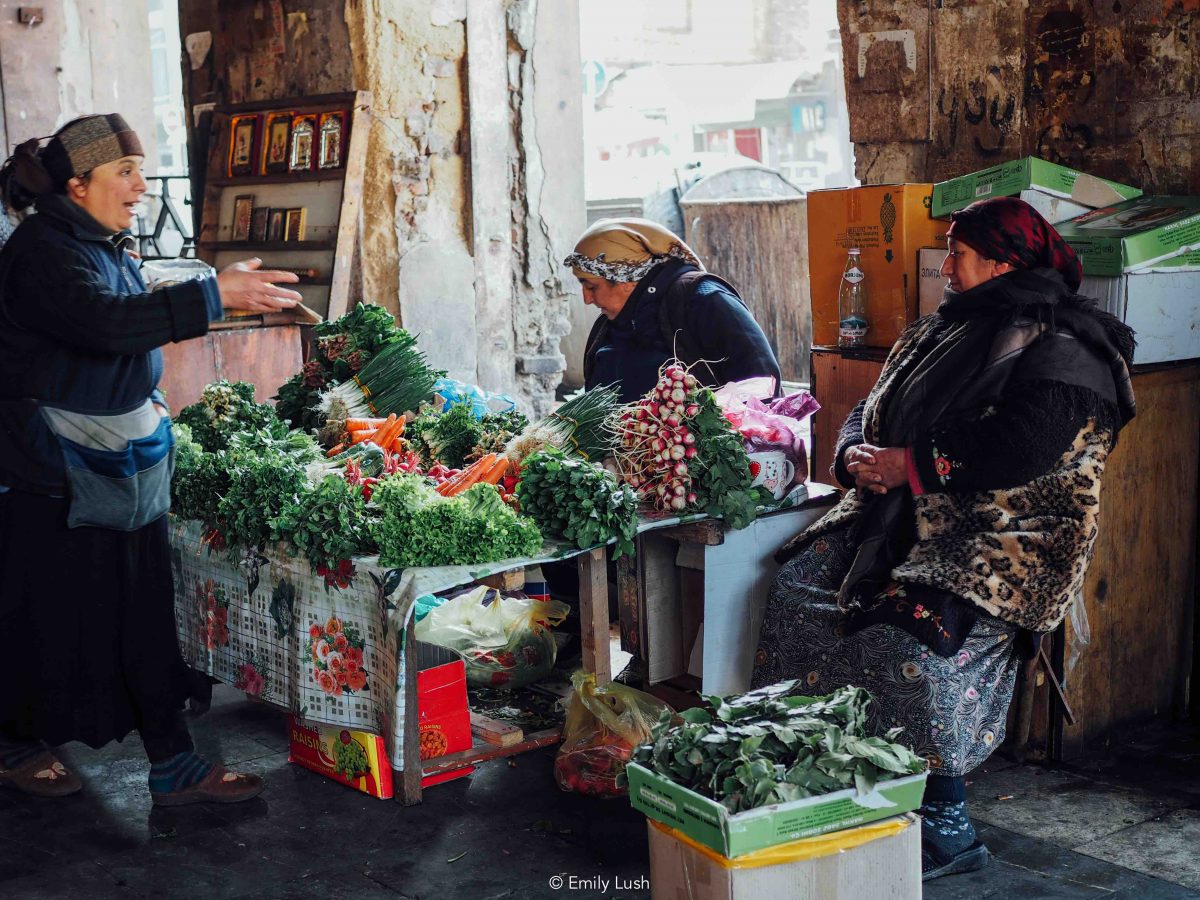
[289,114,316,173]
[266,208,285,243]
[283,207,307,242]
[231,194,255,241]
[262,111,293,175]
[228,115,259,177]
[317,111,346,170]
[249,206,270,243]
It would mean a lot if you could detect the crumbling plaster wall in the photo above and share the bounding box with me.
[184,0,580,414]
[343,0,580,415]
[0,0,156,166]
[839,0,1200,194]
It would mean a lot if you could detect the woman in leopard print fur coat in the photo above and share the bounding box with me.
[752,197,1136,881]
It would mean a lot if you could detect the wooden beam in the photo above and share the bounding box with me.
[397,617,423,806]
[421,728,563,775]
[470,712,524,748]
[577,547,611,684]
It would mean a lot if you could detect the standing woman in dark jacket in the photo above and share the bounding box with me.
[566,217,781,402]
[0,115,301,803]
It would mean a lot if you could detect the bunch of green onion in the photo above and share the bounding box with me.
[319,332,445,419]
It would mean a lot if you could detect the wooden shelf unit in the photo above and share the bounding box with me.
[196,90,370,322]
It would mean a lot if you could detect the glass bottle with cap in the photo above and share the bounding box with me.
[837,248,869,348]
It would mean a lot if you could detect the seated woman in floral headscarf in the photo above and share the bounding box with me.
[565,217,781,402]
[752,197,1137,881]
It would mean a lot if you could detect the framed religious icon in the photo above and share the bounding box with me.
[249,205,270,243]
[266,208,285,242]
[231,195,255,241]
[283,207,307,242]
[317,111,346,170]
[289,114,316,172]
[262,111,293,175]
[227,114,259,177]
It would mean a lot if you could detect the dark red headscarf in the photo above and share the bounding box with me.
[947,196,1083,293]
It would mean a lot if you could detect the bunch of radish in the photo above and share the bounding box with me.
[614,364,704,512]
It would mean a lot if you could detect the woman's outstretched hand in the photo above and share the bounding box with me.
[844,443,908,494]
[216,258,302,312]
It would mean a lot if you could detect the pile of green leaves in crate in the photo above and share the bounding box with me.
[633,682,925,812]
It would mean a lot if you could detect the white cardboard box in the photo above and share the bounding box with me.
[918,247,946,317]
[1081,266,1200,365]
[647,814,921,900]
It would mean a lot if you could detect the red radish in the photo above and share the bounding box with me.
[685,446,698,459]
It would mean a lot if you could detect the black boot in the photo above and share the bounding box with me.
[920,774,989,881]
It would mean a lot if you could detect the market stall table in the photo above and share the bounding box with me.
[171,498,820,805]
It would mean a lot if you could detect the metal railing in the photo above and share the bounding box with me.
[133,175,196,260]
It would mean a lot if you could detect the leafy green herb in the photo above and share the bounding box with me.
[372,476,543,568]
[177,380,278,453]
[408,402,482,468]
[516,447,638,559]
[689,389,771,530]
[629,683,925,813]
[272,474,375,573]
[213,428,321,550]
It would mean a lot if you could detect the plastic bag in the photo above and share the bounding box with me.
[140,258,215,291]
[414,585,569,689]
[554,671,672,797]
[715,377,820,472]
[431,378,517,418]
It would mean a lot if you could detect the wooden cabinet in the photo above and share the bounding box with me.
[809,346,1200,759]
[159,322,304,409]
[810,345,888,479]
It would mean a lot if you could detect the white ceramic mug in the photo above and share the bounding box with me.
[747,451,796,501]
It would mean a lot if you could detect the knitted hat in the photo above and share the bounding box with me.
[40,114,144,185]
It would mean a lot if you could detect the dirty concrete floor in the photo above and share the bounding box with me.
[2,684,1199,899]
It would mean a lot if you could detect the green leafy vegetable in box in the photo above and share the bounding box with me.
[629,682,925,813]
[271,474,375,574]
[516,447,638,559]
[177,380,278,453]
[372,476,543,569]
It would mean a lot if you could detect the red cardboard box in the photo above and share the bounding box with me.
[289,659,475,797]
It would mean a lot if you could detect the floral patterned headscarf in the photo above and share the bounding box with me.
[564,217,703,283]
[947,196,1083,293]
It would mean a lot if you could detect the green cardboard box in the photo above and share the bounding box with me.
[1055,196,1200,275]
[932,157,1141,219]
[626,762,928,858]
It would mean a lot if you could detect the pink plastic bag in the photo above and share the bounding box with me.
[715,377,820,470]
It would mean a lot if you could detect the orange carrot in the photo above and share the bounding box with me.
[366,414,398,448]
[325,442,347,458]
[390,435,406,454]
[443,453,497,497]
[435,456,486,496]
[480,456,509,486]
[346,418,387,432]
[349,429,375,445]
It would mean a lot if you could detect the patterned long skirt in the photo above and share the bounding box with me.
[752,529,1021,777]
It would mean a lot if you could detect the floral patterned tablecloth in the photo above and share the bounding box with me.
[168,485,816,772]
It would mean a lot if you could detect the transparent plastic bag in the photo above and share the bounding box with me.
[431,378,517,418]
[1064,589,1091,684]
[714,377,819,471]
[140,258,215,291]
[553,671,672,797]
[414,585,569,689]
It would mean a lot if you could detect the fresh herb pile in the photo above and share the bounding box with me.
[215,429,323,550]
[371,475,543,569]
[614,363,769,530]
[274,303,404,432]
[630,682,925,813]
[407,402,481,469]
[516,447,639,559]
[177,380,278,453]
[468,410,529,461]
[271,474,374,574]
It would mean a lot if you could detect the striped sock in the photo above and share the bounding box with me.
[148,751,213,794]
[0,739,47,770]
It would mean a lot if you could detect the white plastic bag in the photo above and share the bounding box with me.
[415,586,570,689]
